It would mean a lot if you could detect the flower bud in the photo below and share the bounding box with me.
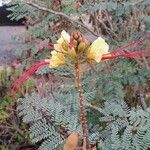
[68,48,77,58]
[77,41,91,53]
[73,40,78,48]
[78,37,83,43]
[77,42,87,53]
[76,31,81,37]
[73,33,79,40]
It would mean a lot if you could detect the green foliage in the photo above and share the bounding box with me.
[98,108,150,150]
[81,0,150,42]
[0,66,14,121]
[0,65,36,149]
[97,106,150,149]
[17,91,81,150]
[0,65,35,122]
[16,56,150,149]
[6,0,150,149]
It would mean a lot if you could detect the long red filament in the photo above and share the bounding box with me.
[102,50,150,60]
[9,61,49,96]
[9,36,150,96]
[110,36,148,55]
[69,36,75,49]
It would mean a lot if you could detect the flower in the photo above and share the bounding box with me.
[49,50,66,68]
[87,37,109,63]
[54,30,77,58]
[46,31,71,68]
[54,30,70,53]
[9,34,150,96]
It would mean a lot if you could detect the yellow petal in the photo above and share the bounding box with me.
[91,37,109,55]
[57,30,70,44]
[87,48,102,63]
[61,30,70,41]
[87,37,109,63]
[54,44,65,52]
[49,50,66,68]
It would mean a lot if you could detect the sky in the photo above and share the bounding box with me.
[0,0,11,6]
[0,0,2,6]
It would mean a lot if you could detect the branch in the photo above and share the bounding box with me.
[86,103,103,113]
[139,93,147,110]
[0,124,24,135]
[134,0,146,4]
[98,19,120,41]
[25,1,98,37]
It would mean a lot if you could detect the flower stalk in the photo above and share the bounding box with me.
[75,57,90,150]
[10,30,150,149]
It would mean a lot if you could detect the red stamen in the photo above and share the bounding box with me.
[9,61,49,96]
[69,36,74,49]
[110,36,148,55]
[102,50,150,60]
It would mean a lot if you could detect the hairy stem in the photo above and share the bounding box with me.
[75,58,90,150]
